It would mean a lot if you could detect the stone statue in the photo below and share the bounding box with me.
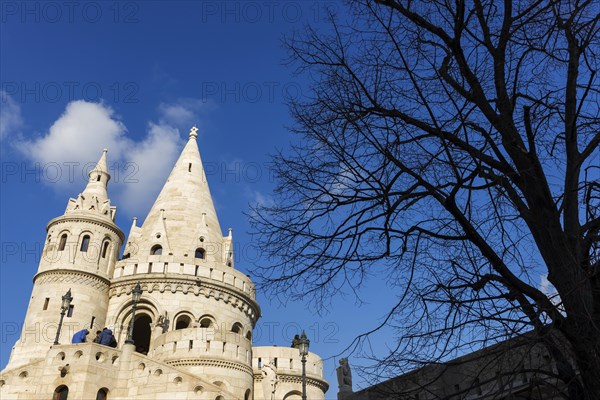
[336,358,353,398]
[261,362,278,400]
[291,334,300,349]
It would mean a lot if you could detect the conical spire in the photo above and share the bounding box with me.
[82,148,110,202]
[134,127,225,263]
[64,149,115,221]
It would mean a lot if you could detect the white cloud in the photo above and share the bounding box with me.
[17,100,129,167]
[14,100,193,217]
[119,122,182,215]
[0,90,24,139]
[158,97,212,128]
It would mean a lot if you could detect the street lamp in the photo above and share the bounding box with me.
[53,289,73,345]
[125,282,142,345]
[298,330,310,400]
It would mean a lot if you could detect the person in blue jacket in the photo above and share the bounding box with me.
[71,329,89,344]
[98,328,117,348]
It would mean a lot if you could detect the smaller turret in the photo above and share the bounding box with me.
[7,150,124,368]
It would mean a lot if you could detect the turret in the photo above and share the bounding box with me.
[106,128,260,399]
[8,150,124,368]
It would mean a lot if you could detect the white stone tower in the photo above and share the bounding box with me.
[9,150,124,368]
[106,128,260,399]
[0,128,327,400]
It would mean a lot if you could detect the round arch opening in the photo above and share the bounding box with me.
[132,314,152,354]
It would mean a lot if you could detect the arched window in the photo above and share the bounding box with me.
[175,315,192,330]
[231,322,243,334]
[244,389,251,400]
[80,235,90,252]
[199,316,214,328]
[58,234,68,251]
[53,385,69,400]
[246,331,252,341]
[96,388,108,400]
[195,248,205,259]
[150,245,162,255]
[101,241,110,258]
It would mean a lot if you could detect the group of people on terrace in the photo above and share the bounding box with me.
[71,327,117,348]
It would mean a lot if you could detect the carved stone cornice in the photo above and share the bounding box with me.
[33,269,111,290]
[166,358,253,376]
[109,277,261,321]
[254,372,329,392]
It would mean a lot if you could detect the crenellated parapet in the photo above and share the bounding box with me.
[112,259,256,299]
[150,327,253,369]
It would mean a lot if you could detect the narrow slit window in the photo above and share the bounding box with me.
[43,297,50,310]
[67,305,74,318]
[188,163,192,172]
[96,175,101,181]
[58,234,67,251]
[101,241,110,258]
[80,235,90,252]
[90,316,95,329]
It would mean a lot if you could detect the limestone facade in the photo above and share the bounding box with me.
[0,129,329,400]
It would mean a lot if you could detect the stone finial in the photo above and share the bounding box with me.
[189,126,198,140]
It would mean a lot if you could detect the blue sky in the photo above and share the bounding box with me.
[0,1,398,390]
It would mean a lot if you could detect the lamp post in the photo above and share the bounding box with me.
[125,282,142,345]
[298,330,310,400]
[53,289,73,345]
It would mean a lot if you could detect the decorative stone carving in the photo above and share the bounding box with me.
[337,358,353,397]
[261,362,279,400]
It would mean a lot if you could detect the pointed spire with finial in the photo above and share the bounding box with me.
[65,149,115,220]
[81,148,110,201]
[133,126,226,264]
[189,126,199,140]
